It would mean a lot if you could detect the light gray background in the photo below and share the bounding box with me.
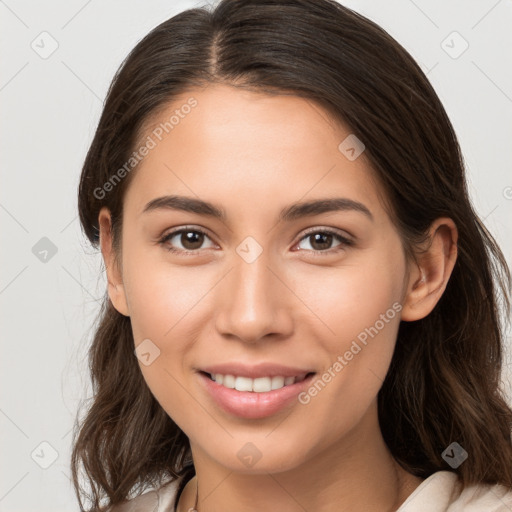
[1,1,511,510]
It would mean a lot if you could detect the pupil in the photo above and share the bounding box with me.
[311,233,332,251]
[182,231,203,250]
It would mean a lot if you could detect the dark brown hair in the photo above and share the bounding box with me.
[72,0,512,510]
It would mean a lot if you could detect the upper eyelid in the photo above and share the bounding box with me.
[299,225,353,240]
[161,226,215,243]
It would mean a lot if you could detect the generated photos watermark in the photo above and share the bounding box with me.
[93,97,198,200]
[298,302,403,405]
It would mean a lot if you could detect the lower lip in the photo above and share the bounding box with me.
[198,372,315,419]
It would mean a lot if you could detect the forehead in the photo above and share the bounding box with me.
[123,84,383,220]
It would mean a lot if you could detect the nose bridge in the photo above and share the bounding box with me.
[214,247,291,342]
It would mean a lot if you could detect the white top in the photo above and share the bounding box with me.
[108,470,512,511]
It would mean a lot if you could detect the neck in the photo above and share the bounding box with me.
[177,402,423,512]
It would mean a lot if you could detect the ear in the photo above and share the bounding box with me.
[401,217,458,322]
[98,207,130,317]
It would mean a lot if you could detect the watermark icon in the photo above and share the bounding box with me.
[93,97,198,200]
[503,186,512,200]
[338,134,365,161]
[441,442,468,469]
[237,442,262,468]
[32,236,58,263]
[441,31,469,60]
[236,236,264,264]
[31,31,59,59]
[135,338,161,366]
[31,441,59,469]
[298,302,402,405]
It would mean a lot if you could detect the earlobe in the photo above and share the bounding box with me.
[98,207,130,317]
[401,218,458,322]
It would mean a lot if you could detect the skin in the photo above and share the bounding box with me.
[99,84,458,511]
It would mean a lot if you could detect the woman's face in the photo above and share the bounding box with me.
[101,84,414,473]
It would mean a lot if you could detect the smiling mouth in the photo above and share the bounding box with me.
[200,371,315,393]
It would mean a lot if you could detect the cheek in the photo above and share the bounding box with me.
[122,250,220,422]
[291,248,405,419]
[124,246,213,345]
[292,249,405,348]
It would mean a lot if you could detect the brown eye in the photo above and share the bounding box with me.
[308,232,335,251]
[159,227,215,254]
[296,229,353,254]
[177,230,205,250]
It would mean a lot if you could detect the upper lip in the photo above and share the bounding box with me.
[199,362,316,379]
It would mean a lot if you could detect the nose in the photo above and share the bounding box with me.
[214,252,294,344]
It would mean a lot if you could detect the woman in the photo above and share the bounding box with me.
[72,0,512,510]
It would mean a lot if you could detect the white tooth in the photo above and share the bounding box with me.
[253,377,272,392]
[222,374,236,389]
[271,376,285,390]
[215,374,299,391]
[235,376,253,392]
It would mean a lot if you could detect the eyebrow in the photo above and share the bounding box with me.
[142,195,373,222]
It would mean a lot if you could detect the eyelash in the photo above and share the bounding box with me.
[158,226,354,256]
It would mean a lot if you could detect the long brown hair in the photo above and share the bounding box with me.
[72,0,512,510]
